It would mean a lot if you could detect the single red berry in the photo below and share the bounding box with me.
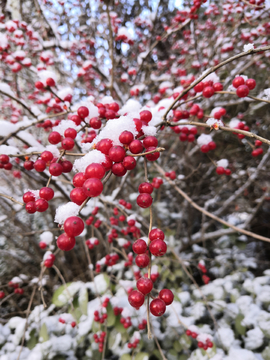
[213,82,223,91]
[40,151,53,162]
[150,298,166,316]
[145,147,160,161]
[35,81,44,90]
[0,291,5,299]
[194,82,204,92]
[202,86,215,98]
[149,228,164,241]
[138,182,153,194]
[83,178,103,197]
[49,163,63,176]
[62,137,74,150]
[23,160,33,170]
[132,239,147,254]
[73,172,86,187]
[236,85,249,98]
[0,154,9,164]
[57,233,76,251]
[101,156,113,171]
[216,166,225,175]
[198,342,204,348]
[200,144,210,153]
[225,169,231,176]
[232,76,245,88]
[39,242,47,249]
[48,131,61,144]
[158,289,174,305]
[135,254,150,268]
[137,277,153,295]
[35,198,49,212]
[111,163,127,176]
[46,77,55,87]
[122,156,136,170]
[255,140,262,147]
[64,128,77,139]
[85,163,105,179]
[109,102,119,112]
[186,329,192,336]
[143,136,158,148]
[246,78,256,90]
[128,290,145,308]
[64,216,84,237]
[149,239,167,256]
[208,141,216,151]
[129,140,143,154]
[140,110,152,123]
[71,321,76,328]
[133,118,142,131]
[25,201,36,214]
[90,117,102,129]
[23,191,35,203]
[96,139,113,155]
[62,160,73,173]
[252,148,263,157]
[137,193,153,208]
[34,159,46,172]
[39,187,54,201]
[119,131,134,145]
[71,114,81,125]
[77,106,89,118]
[70,187,87,205]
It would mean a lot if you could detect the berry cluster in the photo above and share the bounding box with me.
[93,331,106,353]
[232,76,256,98]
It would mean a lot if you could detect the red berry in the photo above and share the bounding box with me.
[186,330,192,336]
[150,298,166,316]
[49,163,63,176]
[137,277,153,295]
[149,239,167,256]
[101,156,113,171]
[246,78,256,90]
[149,228,164,241]
[140,110,152,123]
[62,137,74,150]
[135,254,150,268]
[0,291,5,299]
[85,163,105,179]
[213,82,223,91]
[138,182,153,194]
[0,155,9,164]
[143,136,158,148]
[255,140,262,147]
[133,118,142,131]
[109,102,119,112]
[70,187,87,205]
[200,144,210,153]
[73,172,86,187]
[64,128,77,139]
[132,239,147,254]
[57,233,76,251]
[46,78,55,87]
[194,82,204,92]
[25,201,36,214]
[23,191,35,203]
[252,148,263,157]
[62,160,73,173]
[119,131,134,145]
[40,151,53,162]
[39,187,54,201]
[145,147,160,161]
[83,178,103,197]
[158,289,174,305]
[129,140,143,154]
[34,159,46,172]
[216,166,225,175]
[35,81,44,90]
[35,198,49,212]
[236,85,249,98]
[64,216,84,237]
[39,242,47,249]
[48,131,61,144]
[225,169,231,176]
[128,290,145,308]
[202,86,215,98]
[137,193,153,208]
[208,141,216,151]
[90,117,102,129]
[77,106,89,118]
[96,139,113,155]
[71,115,81,125]
[111,163,127,176]
[232,76,245,88]
[123,156,136,170]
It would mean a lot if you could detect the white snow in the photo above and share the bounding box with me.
[54,202,80,225]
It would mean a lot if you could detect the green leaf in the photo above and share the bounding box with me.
[179,355,189,360]
[120,355,132,360]
[235,314,246,336]
[106,302,116,327]
[152,350,163,360]
[179,333,191,349]
[39,323,49,343]
[78,287,88,315]
[114,317,126,334]
[173,340,182,352]
[134,352,149,360]
[52,282,72,306]
[52,282,82,307]
[262,346,270,360]
[27,329,38,349]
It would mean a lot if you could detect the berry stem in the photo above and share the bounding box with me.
[0,193,24,206]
